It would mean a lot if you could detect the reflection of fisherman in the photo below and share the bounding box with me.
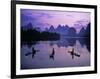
[68,48,80,59]
[50,48,55,60]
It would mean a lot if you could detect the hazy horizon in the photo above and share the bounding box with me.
[21,9,90,32]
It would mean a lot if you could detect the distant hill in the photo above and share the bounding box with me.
[46,23,90,37]
[67,27,77,37]
[46,24,76,36]
[21,22,90,37]
[21,22,41,32]
[47,24,69,35]
[77,23,90,37]
[21,23,33,31]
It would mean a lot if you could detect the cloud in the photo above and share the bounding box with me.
[21,9,90,32]
[37,12,53,18]
[66,15,74,18]
[21,13,39,26]
[75,19,89,26]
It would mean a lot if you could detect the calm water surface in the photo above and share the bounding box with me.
[21,37,90,69]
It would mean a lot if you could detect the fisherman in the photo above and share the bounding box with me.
[68,48,80,59]
[50,48,55,60]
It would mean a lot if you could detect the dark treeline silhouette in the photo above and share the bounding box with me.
[21,22,90,41]
[21,27,60,41]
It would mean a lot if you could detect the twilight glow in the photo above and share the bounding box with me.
[21,9,90,31]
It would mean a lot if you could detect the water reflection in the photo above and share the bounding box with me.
[21,37,90,69]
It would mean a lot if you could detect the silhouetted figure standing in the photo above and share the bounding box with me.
[25,47,39,59]
[50,48,55,60]
[71,48,74,59]
[68,48,80,59]
[32,47,36,58]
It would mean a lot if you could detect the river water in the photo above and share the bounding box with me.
[21,37,90,69]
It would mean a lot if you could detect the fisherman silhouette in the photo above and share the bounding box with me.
[50,48,55,60]
[25,47,39,58]
[68,48,80,59]
[32,47,37,58]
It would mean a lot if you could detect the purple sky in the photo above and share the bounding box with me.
[21,9,90,31]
